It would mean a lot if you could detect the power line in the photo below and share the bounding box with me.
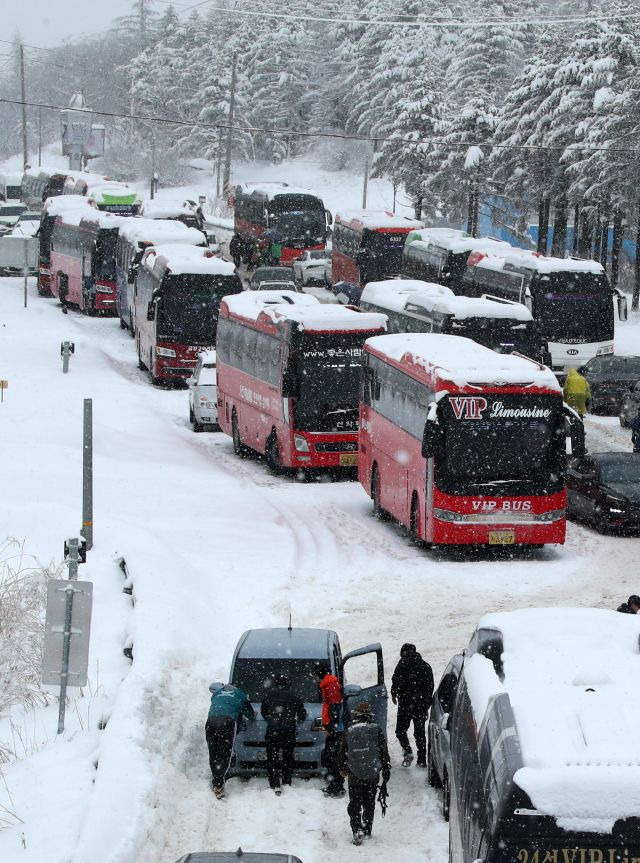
[1,95,639,158]
[163,0,640,29]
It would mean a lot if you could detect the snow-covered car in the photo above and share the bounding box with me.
[292,249,330,285]
[248,266,296,290]
[620,380,640,427]
[0,202,26,234]
[253,280,300,293]
[225,627,386,777]
[187,351,219,432]
[174,854,303,863]
[427,653,463,821]
[9,211,41,238]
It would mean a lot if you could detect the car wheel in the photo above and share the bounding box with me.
[594,504,609,534]
[120,317,127,330]
[137,337,147,371]
[427,747,442,788]
[193,418,203,433]
[442,770,450,822]
[266,433,282,474]
[149,352,160,386]
[232,411,246,456]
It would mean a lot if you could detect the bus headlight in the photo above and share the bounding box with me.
[434,508,466,523]
[156,347,176,358]
[294,434,310,452]
[533,509,565,522]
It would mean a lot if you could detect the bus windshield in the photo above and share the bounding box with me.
[361,231,408,282]
[157,275,243,344]
[269,210,326,245]
[535,272,613,342]
[437,394,564,495]
[448,318,539,357]
[292,333,370,432]
[95,229,118,281]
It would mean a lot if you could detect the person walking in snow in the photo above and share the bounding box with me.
[618,594,640,614]
[391,643,434,767]
[205,683,255,799]
[563,367,590,417]
[260,674,307,794]
[229,234,243,269]
[313,663,346,797]
[631,408,640,453]
[338,701,390,846]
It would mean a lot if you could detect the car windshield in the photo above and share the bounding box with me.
[257,282,296,291]
[0,206,25,217]
[437,394,565,495]
[231,658,324,703]
[308,251,327,260]
[614,358,640,376]
[599,460,640,485]
[198,364,216,385]
[253,268,294,284]
[534,272,613,342]
[157,274,243,343]
[291,332,377,432]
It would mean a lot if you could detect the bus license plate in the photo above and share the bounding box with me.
[339,454,358,467]
[489,530,515,545]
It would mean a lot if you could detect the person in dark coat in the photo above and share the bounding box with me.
[260,674,306,794]
[391,643,434,767]
[205,683,255,798]
[338,701,390,845]
[632,409,640,453]
[313,662,346,797]
[229,234,243,269]
[618,595,640,613]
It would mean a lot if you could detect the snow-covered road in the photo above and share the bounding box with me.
[1,275,638,863]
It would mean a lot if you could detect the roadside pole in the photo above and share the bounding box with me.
[23,238,28,308]
[56,583,75,734]
[362,157,369,209]
[81,399,93,550]
[223,53,238,193]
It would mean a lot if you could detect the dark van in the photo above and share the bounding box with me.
[447,608,640,863]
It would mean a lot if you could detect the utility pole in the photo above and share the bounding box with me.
[19,45,28,167]
[362,156,369,209]
[223,53,237,193]
[38,105,42,167]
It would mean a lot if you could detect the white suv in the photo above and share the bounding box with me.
[188,351,219,432]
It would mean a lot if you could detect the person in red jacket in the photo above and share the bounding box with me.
[314,663,346,797]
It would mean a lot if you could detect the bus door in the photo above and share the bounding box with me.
[341,643,387,732]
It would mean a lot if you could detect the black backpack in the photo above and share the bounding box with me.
[346,722,381,781]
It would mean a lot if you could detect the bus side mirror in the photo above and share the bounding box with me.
[325,209,333,226]
[146,302,155,321]
[616,291,628,322]
[524,288,533,313]
[127,265,136,283]
[421,419,442,459]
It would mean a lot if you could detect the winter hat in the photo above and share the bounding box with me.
[353,701,373,718]
[400,643,417,657]
[628,595,640,607]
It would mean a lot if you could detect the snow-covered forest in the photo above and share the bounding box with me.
[3,0,640,249]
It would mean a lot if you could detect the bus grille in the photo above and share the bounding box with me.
[314,441,358,453]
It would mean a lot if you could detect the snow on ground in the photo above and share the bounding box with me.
[1,276,639,863]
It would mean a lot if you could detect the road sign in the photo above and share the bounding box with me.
[42,579,93,687]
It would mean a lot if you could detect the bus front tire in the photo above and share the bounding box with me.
[410,494,421,544]
[427,747,441,788]
[371,467,385,520]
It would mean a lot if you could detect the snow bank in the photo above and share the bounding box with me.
[478,608,640,832]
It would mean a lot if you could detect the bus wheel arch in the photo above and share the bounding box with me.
[442,768,450,822]
[232,409,246,457]
[371,464,384,519]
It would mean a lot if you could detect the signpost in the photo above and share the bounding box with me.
[60,94,93,172]
[42,578,93,734]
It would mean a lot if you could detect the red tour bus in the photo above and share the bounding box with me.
[216,291,387,472]
[49,209,129,314]
[232,182,331,265]
[37,195,97,296]
[134,245,243,384]
[332,210,423,291]
[359,333,584,547]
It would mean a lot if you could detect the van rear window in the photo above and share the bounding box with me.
[231,658,324,703]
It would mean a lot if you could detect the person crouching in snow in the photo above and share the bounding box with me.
[205,682,255,798]
[338,701,390,846]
